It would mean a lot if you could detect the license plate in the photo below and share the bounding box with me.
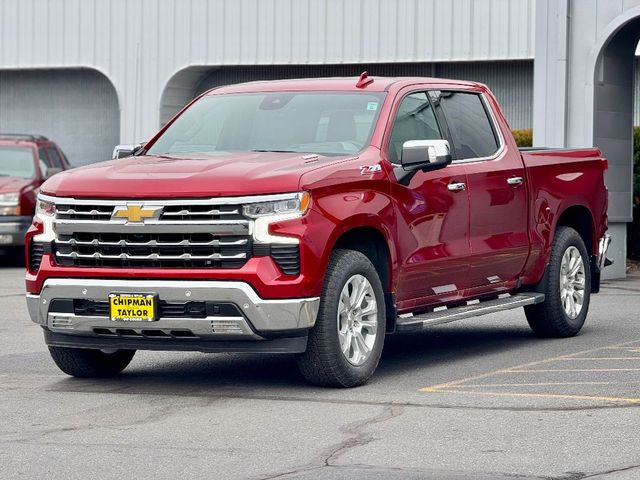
[0,235,13,244]
[109,293,157,322]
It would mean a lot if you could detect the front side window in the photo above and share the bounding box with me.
[0,147,36,178]
[388,92,442,163]
[436,91,499,160]
[148,92,386,157]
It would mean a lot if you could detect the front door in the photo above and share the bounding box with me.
[386,91,473,307]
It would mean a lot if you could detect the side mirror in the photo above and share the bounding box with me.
[401,139,451,171]
[394,139,452,185]
[112,143,146,159]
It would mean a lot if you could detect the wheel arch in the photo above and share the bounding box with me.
[328,223,397,332]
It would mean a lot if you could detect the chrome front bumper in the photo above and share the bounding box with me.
[27,278,319,343]
[0,215,31,246]
[597,233,613,270]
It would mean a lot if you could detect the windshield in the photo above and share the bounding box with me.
[0,146,36,178]
[148,91,386,157]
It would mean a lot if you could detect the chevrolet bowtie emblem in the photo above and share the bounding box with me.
[112,205,162,223]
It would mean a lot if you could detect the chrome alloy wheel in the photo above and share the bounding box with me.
[337,274,379,366]
[560,246,586,319]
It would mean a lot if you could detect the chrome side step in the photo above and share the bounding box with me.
[395,293,545,333]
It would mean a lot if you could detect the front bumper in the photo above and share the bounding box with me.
[0,215,31,246]
[27,278,319,353]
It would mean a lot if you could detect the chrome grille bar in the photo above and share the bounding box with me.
[55,238,248,247]
[53,219,250,235]
[56,251,247,261]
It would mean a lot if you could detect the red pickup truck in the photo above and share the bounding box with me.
[0,134,69,249]
[25,75,610,387]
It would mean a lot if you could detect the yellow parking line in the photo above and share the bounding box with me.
[425,389,640,405]
[444,381,624,388]
[419,339,640,392]
[513,368,640,372]
[560,357,640,360]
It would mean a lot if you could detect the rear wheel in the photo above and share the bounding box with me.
[48,347,136,378]
[296,249,386,387]
[524,226,591,337]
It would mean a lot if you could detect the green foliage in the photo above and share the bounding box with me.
[512,128,533,148]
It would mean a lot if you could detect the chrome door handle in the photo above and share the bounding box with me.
[447,182,466,192]
[507,176,524,186]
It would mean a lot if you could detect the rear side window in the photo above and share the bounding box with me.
[388,92,442,163]
[437,91,499,160]
[45,147,63,168]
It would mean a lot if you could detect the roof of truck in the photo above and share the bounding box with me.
[207,75,485,95]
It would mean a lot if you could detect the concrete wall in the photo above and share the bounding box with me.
[0,69,119,166]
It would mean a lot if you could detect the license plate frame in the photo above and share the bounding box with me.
[109,293,158,322]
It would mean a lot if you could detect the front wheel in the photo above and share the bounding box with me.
[524,226,591,337]
[48,347,136,378]
[296,249,386,387]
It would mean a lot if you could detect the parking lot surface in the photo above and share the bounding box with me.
[2,261,640,479]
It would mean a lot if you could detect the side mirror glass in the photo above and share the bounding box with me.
[112,143,145,159]
[400,139,452,171]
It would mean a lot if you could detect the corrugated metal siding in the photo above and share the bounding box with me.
[0,0,535,141]
[0,69,119,165]
[189,60,533,129]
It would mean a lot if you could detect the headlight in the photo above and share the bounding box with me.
[243,192,310,218]
[33,196,56,242]
[0,192,20,215]
[35,198,56,217]
[245,192,310,244]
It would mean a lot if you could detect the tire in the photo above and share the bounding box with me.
[524,226,591,338]
[48,347,136,378]
[296,249,386,387]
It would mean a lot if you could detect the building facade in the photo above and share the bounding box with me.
[1,0,637,278]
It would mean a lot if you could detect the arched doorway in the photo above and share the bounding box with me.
[590,16,640,277]
[0,68,120,166]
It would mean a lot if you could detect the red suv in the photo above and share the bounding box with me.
[0,134,70,248]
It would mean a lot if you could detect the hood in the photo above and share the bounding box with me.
[0,176,35,193]
[41,151,347,198]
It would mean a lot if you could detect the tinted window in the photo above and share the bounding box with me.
[45,147,63,167]
[388,92,442,163]
[38,148,53,177]
[0,147,36,178]
[437,92,499,160]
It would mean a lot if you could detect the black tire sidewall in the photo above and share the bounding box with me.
[546,227,591,332]
[303,249,386,386]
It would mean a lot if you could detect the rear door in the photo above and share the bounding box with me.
[435,90,529,287]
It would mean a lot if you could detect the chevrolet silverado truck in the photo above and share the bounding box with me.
[25,74,610,387]
[0,134,69,249]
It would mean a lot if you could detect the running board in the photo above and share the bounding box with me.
[395,293,545,333]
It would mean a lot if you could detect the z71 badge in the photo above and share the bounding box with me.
[360,164,382,175]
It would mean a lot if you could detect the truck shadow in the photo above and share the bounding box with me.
[48,324,539,395]
[0,247,25,268]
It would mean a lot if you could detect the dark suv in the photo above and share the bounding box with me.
[0,134,70,247]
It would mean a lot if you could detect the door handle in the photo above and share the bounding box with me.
[447,182,466,192]
[507,176,524,186]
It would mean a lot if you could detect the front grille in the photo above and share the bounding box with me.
[54,232,250,268]
[73,299,244,319]
[29,241,45,271]
[271,244,301,276]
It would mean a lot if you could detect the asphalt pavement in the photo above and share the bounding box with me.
[2,258,640,479]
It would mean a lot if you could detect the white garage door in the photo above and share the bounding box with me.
[0,69,119,166]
